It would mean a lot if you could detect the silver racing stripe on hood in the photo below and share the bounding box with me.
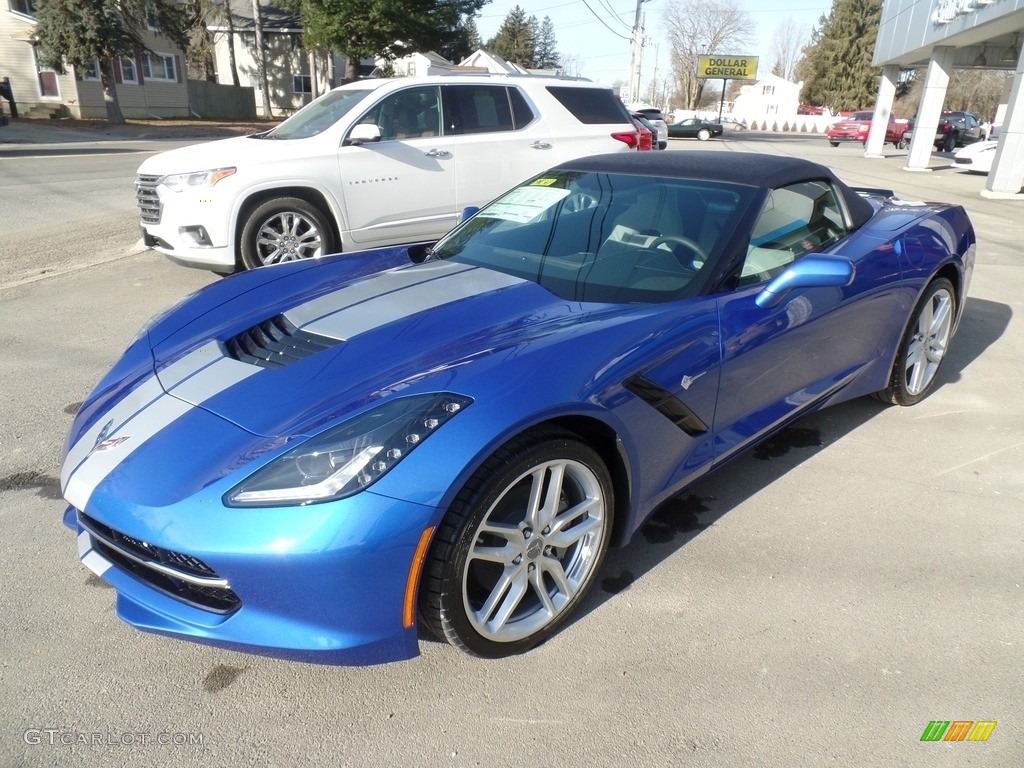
[63,342,259,511]
[285,261,527,341]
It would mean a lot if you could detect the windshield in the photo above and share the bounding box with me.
[263,89,373,140]
[431,170,757,304]
[851,112,873,121]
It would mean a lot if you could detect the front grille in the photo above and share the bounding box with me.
[226,314,340,369]
[136,174,162,225]
[79,512,240,614]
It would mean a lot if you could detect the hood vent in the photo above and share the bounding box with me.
[226,314,340,369]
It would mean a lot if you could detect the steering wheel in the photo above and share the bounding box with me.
[561,192,599,214]
[648,235,709,266]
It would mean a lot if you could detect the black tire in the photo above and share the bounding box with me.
[941,132,957,152]
[697,128,712,141]
[874,278,956,406]
[896,136,908,150]
[829,141,840,147]
[240,196,336,270]
[419,428,614,657]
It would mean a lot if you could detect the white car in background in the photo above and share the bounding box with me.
[953,127,1000,174]
[136,75,639,272]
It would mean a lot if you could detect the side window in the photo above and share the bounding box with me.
[508,87,537,129]
[546,86,631,124]
[356,86,441,141]
[446,85,515,135]
[740,180,848,286]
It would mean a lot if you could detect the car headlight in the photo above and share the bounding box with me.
[160,167,236,193]
[225,393,472,507]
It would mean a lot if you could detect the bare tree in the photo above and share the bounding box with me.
[896,68,1012,122]
[560,53,585,79]
[664,0,754,109]
[252,0,273,118]
[770,18,808,82]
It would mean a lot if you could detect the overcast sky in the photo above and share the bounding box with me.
[475,0,833,88]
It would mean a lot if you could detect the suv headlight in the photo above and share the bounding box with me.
[160,167,236,192]
[225,393,472,507]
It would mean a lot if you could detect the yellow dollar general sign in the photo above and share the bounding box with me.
[920,720,997,742]
[697,55,758,79]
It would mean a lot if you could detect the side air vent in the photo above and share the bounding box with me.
[623,374,709,436]
[226,314,340,369]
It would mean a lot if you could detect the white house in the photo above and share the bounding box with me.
[207,0,351,117]
[376,50,453,78]
[731,74,804,126]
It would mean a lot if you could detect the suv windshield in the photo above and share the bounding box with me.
[432,170,756,303]
[264,89,373,140]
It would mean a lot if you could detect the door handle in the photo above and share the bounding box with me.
[425,148,451,158]
[530,141,553,150]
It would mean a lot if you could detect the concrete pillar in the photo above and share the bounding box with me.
[905,46,955,171]
[982,54,1024,199]
[865,65,900,158]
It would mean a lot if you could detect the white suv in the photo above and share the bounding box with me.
[136,74,640,272]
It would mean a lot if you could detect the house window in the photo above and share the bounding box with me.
[248,73,262,91]
[82,60,101,80]
[11,0,36,15]
[293,75,312,94]
[762,85,775,96]
[142,52,177,82]
[120,57,138,84]
[407,63,416,76]
[144,0,161,31]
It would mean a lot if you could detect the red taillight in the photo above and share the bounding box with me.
[611,130,639,149]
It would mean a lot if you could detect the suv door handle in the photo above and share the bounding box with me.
[425,148,451,158]
[530,141,553,150]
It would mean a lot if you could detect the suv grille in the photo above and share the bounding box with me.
[79,511,240,614]
[226,314,340,369]
[136,174,161,224]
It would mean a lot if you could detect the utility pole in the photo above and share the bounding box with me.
[626,0,645,104]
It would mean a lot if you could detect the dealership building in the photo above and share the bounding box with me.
[867,0,1024,197]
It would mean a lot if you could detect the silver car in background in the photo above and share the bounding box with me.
[628,103,668,150]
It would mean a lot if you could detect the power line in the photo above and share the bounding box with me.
[578,0,631,40]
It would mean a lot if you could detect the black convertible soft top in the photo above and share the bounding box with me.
[560,151,877,231]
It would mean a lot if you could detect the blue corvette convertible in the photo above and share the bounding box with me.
[61,152,975,664]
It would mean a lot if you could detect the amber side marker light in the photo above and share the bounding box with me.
[403,526,435,629]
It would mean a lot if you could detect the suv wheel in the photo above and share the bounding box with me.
[240,197,336,270]
[941,132,956,152]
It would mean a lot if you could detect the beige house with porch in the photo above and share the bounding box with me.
[1,0,189,118]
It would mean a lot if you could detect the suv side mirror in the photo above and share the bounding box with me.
[347,124,381,146]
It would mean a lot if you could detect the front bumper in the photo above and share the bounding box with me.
[137,177,237,270]
[63,486,438,665]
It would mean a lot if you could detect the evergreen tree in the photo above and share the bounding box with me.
[465,15,483,52]
[34,0,189,123]
[534,16,560,70]
[292,0,487,80]
[487,6,536,67]
[799,0,883,111]
[439,15,482,64]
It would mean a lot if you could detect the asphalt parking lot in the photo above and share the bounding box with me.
[1,128,1021,767]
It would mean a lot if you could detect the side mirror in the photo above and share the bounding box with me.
[347,124,381,146]
[407,243,435,263]
[755,255,855,308]
[459,206,479,223]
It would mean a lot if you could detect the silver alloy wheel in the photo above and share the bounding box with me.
[255,211,323,264]
[462,458,607,643]
[904,286,953,396]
